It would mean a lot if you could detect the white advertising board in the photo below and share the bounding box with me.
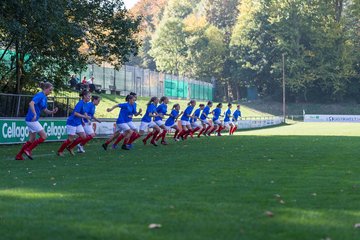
[236,117,283,129]
[304,115,360,123]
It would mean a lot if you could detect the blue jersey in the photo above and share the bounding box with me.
[212,108,221,121]
[233,109,241,121]
[67,100,86,126]
[155,103,167,121]
[84,102,96,123]
[25,92,47,122]
[200,106,210,120]
[116,103,134,124]
[165,109,179,127]
[142,103,157,123]
[224,108,231,122]
[128,102,137,121]
[181,105,194,121]
[190,108,201,123]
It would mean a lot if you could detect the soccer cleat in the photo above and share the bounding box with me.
[217,133,222,136]
[57,151,64,157]
[127,144,133,149]
[121,145,130,150]
[77,144,85,153]
[174,138,180,142]
[102,143,108,151]
[23,149,33,160]
[112,144,119,149]
[15,155,25,161]
[150,140,158,147]
[161,141,168,145]
[66,146,75,156]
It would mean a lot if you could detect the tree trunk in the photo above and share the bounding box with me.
[236,84,241,103]
[15,40,21,94]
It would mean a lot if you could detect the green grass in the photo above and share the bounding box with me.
[1,123,360,239]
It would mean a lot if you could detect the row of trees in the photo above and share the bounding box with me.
[0,0,140,93]
[131,0,359,102]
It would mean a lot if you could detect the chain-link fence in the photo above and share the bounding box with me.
[79,64,213,100]
[0,93,78,118]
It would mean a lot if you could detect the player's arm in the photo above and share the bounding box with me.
[44,107,58,115]
[107,104,119,112]
[75,112,90,120]
[28,101,37,121]
[92,116,101,123]
[134,108,142,116]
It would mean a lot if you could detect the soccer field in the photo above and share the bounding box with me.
[1,123,360,240]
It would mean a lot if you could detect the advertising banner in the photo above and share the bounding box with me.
[236,117,283,129]
[304,115,360,123]
[0,119,67,144]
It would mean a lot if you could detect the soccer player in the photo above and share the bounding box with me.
[231,104,241,134]
[189,104,204,138]
[152,96,170,146]
[77,95,101,153]
[207,103,223,136]
[140,97,161,145]
[112,92,142,149]
[161,103,183,142]
[198,101,213,137]
[102,95,136,150]
[223,103,235,135]
[177,100,196,140]
[57,90,91,156]
[16,82,58,160]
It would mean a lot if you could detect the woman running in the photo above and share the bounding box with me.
[161,103,183,141]
[16,82,58,160]
[177,100,196,140]
[223,103,235,135]
[141,97,161,145]
[231,104,241,134]
[207,103,223,136]
[57,90,91,156]
[102,95,136,150]
[189,104,204,138]
[112,92,142,149]
[153,96,170,146]
[77,95,102,153]
[198,101,213,137]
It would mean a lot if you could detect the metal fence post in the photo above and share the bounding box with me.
[16,95,21,117]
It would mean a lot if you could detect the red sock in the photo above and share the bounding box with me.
[183,130,191,139]
[17,141,32,156]
[217,126,223,134]
[151,130,159,143]
[177,129,186,138]
[204,125,212,134]
[58,139,71,153]
[26,137,45,151]
[161,130,167,141]
[68,137,85,149]
[128,132,140,144]
[174,129,179,138]
[123,137,130,146]
[232,126,237,134]
[197,128,205,137]
[82,135,94,146]
[114,134,125,146]
[144,132,153,141]
[208,127,217,135]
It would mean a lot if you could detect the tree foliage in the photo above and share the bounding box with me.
[0,0,140,93]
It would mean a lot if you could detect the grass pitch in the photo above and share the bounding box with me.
[1,122,360,240]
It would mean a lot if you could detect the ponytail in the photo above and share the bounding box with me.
[188,99,196,106]
[160,96,167,103]
[216,103,222,108]
[40,81,53,90]
[172,103,180,110]
[79,90,89,98]
[207,101,212,106]
[147,97,158,106]
[228,103,232,107]
[91,95,100,102]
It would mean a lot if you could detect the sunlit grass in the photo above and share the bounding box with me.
[0,123,359,239]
